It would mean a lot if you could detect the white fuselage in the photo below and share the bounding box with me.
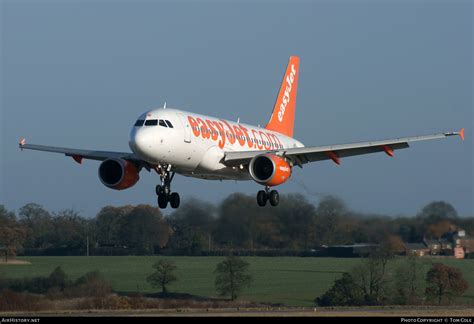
[129,108,304,180]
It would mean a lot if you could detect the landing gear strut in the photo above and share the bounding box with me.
[155,165,180,209]
[257,186,279,207]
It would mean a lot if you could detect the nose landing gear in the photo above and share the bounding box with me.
[256,186,279,207]
[155,165,180,209]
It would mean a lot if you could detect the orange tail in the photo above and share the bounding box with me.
[265,56,300,137]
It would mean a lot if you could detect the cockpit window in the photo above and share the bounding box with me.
[145,119,158,126]
[165,120,173,128]
[159,120,167,127]
[135,119,145,127]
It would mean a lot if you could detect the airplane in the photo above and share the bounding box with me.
[19,56,465,209]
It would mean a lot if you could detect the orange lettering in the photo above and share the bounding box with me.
[267,133,282,149]
[197,118,210,139]
[213,121,226,149]
[260,131,271,150]
[239,125,253,148]
[252,130,263,149]
[222,120,236,145]
[233,126,246,146]
[188,116,200,137]
[206,119,218,141]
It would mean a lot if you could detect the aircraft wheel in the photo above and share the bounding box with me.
[269,190,279,206]
[170,192,180,209]
[257,190,267,207]
[158,194,168,209]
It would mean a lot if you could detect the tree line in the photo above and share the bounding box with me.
[1,193,473,257]
[316,252,469,306]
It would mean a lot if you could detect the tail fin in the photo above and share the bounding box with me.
[265,56,300,137]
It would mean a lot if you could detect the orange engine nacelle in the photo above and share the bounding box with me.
[98,158,140,190]
[249,154,292,187]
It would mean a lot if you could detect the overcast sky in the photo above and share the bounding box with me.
[1,0,472,217]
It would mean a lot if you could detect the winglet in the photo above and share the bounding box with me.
[19,138,26,150]
[459,128,465,141]
[444,128,465,141]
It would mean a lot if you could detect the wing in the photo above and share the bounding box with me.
[18,139,148,167]
[223,129,465,167]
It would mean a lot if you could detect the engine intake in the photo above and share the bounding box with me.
[249,154,291,187]
[98,158,140,190]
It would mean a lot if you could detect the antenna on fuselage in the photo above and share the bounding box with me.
[163,102,167,109]
[237,117,240,123]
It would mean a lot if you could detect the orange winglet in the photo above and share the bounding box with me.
[72,155,83,164]
[19,138,26,151]
[325,151,340,165]
[459,128,465,141]
[382,145,394,157]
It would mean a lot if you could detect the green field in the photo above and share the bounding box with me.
[1,256,473,306]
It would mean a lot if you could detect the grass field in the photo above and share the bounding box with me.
[1,256,473,307]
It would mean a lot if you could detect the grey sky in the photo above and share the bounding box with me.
[1,0,472,217]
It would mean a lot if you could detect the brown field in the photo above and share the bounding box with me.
[0,259,31,265]
[2,306,474,317]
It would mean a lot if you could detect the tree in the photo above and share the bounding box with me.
[315,273,364,306]
[214,255,252,300]
[426,220,456,239]
[314,196,349,245]
[0,206,27,261]
[48,209,90,251]
[146,259,178,294]
[273,194,317,250]
[96,205,133,247]
[47,266,69,291]
[167,199,215,255]
[393,255,427,304]
[120,205,171,254]
[214,193,267,249]
[351,252,391,305]
[425,263,468,305]
[18,203,53,249]
[417,201,458,225]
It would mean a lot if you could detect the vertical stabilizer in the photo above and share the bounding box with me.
[265,56,300,137]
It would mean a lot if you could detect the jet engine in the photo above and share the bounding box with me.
[98,158,140,190]
[249,154,291,187]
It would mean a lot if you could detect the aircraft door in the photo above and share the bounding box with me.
[177,112,192,143]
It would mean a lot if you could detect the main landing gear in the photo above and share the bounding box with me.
[155,165,180,209]
[257,186,279,207]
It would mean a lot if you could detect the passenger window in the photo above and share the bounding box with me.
[165,120,174,128]
[135,119,145,126]
[159,120,167,127]
[145,119,158,126]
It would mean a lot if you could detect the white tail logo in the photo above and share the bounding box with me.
[277,64,296,122]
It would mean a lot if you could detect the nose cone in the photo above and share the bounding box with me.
[129,127,155,160]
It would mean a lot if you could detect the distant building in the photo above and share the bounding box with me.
[405,243,430,257]
[326,244,377,257]
[450,230,474,254]
[423,238,441,255]
[453,247,465,259]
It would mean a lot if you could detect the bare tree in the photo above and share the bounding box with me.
[393,255,427,304]
[214,255,252,300]
[147,259,178,294]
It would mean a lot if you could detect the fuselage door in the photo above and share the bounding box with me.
[177,112,192,143]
